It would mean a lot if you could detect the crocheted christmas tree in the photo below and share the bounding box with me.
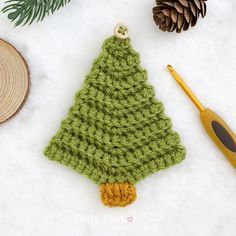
[44,24,186,207]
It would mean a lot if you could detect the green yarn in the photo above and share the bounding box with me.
[44,35,186,185]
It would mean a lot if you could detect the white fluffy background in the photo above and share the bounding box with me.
[1,0,236,235]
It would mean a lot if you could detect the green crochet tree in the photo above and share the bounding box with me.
[44,25,186,207]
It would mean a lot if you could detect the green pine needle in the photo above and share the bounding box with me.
[2,0,71,26]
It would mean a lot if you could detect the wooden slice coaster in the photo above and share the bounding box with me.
[0,38,30,124]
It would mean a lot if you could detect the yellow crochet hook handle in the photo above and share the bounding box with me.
[167,65,236,168]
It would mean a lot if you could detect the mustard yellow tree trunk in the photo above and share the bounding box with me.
[100,182,137,207]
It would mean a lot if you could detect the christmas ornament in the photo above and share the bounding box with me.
[44,24,186,207]
[0,39,30,124]
[153,0,207,33]
[2,0,71,26]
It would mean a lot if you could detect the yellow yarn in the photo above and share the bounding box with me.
[100,182,137,207]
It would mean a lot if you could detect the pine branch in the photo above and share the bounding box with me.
[2,0,71,26]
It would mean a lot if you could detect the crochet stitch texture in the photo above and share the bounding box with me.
[44,33,186,206]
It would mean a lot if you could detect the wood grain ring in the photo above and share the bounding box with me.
[0,38,30,124]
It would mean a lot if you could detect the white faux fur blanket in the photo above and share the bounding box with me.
[0,0,236,235]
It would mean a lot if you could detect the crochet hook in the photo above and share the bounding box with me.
[167,65,236,168]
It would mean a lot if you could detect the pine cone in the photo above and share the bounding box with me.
[153,0,207,33]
